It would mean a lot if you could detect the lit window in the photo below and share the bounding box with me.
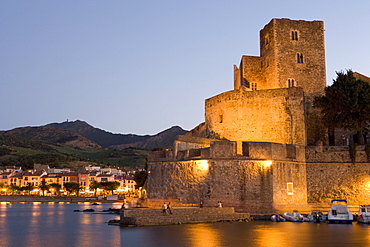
[297,53,304,63]
[287,182,294,195]
[251,82,257,91]
[291,31,298,40]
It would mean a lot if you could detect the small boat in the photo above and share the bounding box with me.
[92,202,99,205]
[307,211,327,223]
[282,211,305,222]
[83,209,95,212]
[327,199,353,224]
[271,214,286,222]
[357,205,370,224]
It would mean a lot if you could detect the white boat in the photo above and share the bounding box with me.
[307,211,327,222]
[357,205,370,224]
[282,211,305,222]
[327,199,353,224]
[271,214,286,222]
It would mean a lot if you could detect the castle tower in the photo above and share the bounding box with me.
[236,18,326,96]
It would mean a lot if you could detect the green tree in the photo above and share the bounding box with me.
[64,182,81,196]
[314,70,370,145]
[134,171,147,189]
[100,181,120,195]
[89,181,101,197]
[9,184,21,195]
[0,183,6,194]
[21,183,34,195]
[49,183,62,196]
[39,181,50,196]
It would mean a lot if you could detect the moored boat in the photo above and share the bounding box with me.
[307,211,327,223]
[271,214,286,222]
[327,199,353,224]
[357,205,370,224]
[282,211,305,222]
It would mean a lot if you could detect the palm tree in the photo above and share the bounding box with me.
[39,181,50,196]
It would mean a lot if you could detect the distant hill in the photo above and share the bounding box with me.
[5,126,101,150]
[0,131,148,169]
[109,126,188,150]
[46,120,188,150]
[0,120,188,169]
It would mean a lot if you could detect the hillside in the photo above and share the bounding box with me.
[0,131,148,169]
[6,126,101,150]
[46,120,187,150]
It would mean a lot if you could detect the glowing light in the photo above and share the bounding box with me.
[263,160,273,166]
[196,160,209,171]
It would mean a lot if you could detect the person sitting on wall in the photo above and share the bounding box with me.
[217,201,222,208]
[162,202,168,215]
[168,202,173,214]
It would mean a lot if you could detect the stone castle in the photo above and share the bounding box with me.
[146,18,370,213]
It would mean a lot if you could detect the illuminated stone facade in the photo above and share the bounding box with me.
[146,18,370,213]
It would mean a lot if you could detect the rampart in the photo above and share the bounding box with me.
[147,141,307,213]
[204,87,306,146]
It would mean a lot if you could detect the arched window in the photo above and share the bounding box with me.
[287,79,296,88]
[291,31,298,40]
[297,53,304,63]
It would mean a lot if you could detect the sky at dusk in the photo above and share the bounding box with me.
[1,1,369,135]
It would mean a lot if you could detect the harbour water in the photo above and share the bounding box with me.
[1,202,370,247]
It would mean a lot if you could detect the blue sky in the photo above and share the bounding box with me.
[1,1,369,135]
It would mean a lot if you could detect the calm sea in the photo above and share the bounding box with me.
[1,202,370,247]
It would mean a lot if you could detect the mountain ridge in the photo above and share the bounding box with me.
[45,120,187,150]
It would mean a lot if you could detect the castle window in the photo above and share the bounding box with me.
[291,31,299,40]
[287,79,296,88]
[264,36,269,45]
[297,53,304,63]
[219,114,223,123]
[287,182,294,195]
[251,82,257,91]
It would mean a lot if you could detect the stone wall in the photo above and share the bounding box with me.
[307,163,370,204]
[146,158,307,213]
[120,207,249,226]
[205,87,305,145]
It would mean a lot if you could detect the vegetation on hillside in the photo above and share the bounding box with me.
[0,133,148,169]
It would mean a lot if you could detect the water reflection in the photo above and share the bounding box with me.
[185,224,221,247]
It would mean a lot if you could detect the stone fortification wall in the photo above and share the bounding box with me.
[306,145,370,204]
[306,145,368,163]
[147,158,307,213]
[307,163,370,204]
[174,135,216,152]
[149,140,305,163]
[120,207,249,226]
[205,87,305,145]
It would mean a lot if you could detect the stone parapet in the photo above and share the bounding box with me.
[120,207,249,226]
[306,145,368,163]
